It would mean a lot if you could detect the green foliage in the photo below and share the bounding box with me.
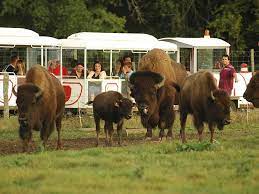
[0,0,126,38]
[208,2,245,50]
[0,0,257,49]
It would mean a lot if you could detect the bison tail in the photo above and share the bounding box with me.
[171,82,180,92]
[86,101,94,105]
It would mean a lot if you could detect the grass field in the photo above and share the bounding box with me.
[0,110,258,194]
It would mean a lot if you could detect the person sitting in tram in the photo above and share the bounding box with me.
[16,59,25,76]
[120,61,134,79]
[70,63,85,78]
[2,55,19,74]
[119,54,133,79]
[48,59,68,76]
[87,60,106,79]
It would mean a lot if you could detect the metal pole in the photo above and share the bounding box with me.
[3,73,9,118]
[250,49,255,73]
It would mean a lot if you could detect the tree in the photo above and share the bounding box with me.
[0,0,126,38]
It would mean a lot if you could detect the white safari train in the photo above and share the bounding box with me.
[0,27,253,111]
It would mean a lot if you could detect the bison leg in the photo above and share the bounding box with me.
[180,112,188,143]
[94,116,101,147]
[117,119,124,146]
[40,121,55,149]
[193,115,204,142]
[145,127,153,140]
[104,121,113,146]
[166,110,175,141]
[159,129,165,141]
[208,123,215,143]
[56,116,62,150]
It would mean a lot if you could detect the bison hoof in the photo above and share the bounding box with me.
[56,144,62,150]
[145,131,152,140]
[159,130,165,139]
[144,136,152,141]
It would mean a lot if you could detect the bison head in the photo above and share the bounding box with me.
[208,89,231,130]
[243,72,259,108]
[115,98,133,120]
[129,71,165,119]
[15,83,43,149]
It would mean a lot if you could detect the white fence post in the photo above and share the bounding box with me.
[3,73,9,118]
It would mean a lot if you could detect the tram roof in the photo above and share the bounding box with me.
[62,32,177,51]
[159,37,230,49]
[0,27,59,47]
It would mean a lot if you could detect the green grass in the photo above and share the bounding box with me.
[0,110,258,194]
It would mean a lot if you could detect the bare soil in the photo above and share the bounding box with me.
[0,130,203,156]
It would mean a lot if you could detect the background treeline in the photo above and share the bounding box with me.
[0,0,258,51]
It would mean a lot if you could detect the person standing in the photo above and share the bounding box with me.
[218,54,238,95]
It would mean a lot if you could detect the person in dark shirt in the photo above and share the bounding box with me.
[70,63,85,78]
[3,55,19,74]
[87,61,106,79]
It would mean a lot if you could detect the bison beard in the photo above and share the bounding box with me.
[179,71,231,143]
[129,71,180,140]
[14,65,65,152]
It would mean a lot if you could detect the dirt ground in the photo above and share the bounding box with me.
[0,129,203,156]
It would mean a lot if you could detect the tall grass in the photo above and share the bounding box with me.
[0,110,258,194]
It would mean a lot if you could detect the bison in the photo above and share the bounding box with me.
[129,49,184,140]
[88,91,133,146]
[14,65,65,151]
[179,71,231,143]
[243,72,259,108]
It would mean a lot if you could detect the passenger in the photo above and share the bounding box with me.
[16,59,25,75]
[113,59,122,76]
[119,54,133,79]
[3,55,19,74]
[122,54,132,64]
[70,63,85,78]
[120,61,134,79]
[48,59,68,76]
[87,61,106,79]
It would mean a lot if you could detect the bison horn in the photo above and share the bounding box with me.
[35,88,43,100]
[127,81,134,89]
[12,85,17,96]
[154,75,165,89]
[211,91,215,100]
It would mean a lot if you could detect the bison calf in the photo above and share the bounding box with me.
[14,65,65,151]
[179,71,231,143]
[88,91,133,146]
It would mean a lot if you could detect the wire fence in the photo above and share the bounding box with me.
[230,50,258,71]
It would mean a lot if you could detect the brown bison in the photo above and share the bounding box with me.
[179,71,231,143]
[243,72,259,108]
[14,65,65,151]
[129,49,183,140]
[88,91,133,146]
